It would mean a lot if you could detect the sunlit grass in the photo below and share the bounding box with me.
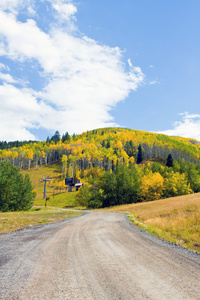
[105,193,200,253]
[0,207,82,234]
[34,191,77,208]
[21,164,78,208]
[1,164,82,234]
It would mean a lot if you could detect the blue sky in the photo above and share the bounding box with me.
[0,0,200,141]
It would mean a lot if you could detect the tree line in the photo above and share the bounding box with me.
[0,140,37,150]
[1,128,200,175]
[76,157,200,208]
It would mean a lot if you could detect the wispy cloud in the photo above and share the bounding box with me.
[0,72,18,84]
[51,0,77,21]
[0,0,144,141]
[158,112,200,141]
[149,80,159,85]
[0,0,35,15]
[0,63,10,71]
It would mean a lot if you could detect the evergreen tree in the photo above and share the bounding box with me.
[166,154,173,168]
[72,133,77,140]
[102,140,106,148]
[62,132,71,142]
[106,140,111,149]
[0,161,35,212]
[124,141,131,156]
[51,131,60,144]
[137,144,143,164]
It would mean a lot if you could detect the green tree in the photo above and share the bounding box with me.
[106,140,111,149]
[137,144,143,164]
[184,162,200,193]
[166,153,173,167]
[75,185,91,207]
[51,131,60,144]
[75,181,103,208]
[0,161,35,212]
[62,132,71,142]
[99,164,140,207]
[100,171,117,207]
[119,165,140,204]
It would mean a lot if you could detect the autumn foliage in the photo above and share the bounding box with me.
[1,127,200,208]
[76,160,195,208]
[0,128,200,174]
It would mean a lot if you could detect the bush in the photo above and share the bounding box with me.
[0,161,35,212]
[75,185,91,207]
[75,184,103,208]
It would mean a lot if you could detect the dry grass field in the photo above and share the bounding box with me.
[106,193,200,253]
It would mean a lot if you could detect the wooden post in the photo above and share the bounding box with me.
[45,197,50,207]
[40,178,52,206]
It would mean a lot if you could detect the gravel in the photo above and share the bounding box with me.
[0,211,199,299]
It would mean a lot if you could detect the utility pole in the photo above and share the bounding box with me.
[40,177,52,206]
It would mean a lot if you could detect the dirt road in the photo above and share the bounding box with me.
[0,212,200,299]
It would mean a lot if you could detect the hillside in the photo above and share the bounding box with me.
[1,128,200,174]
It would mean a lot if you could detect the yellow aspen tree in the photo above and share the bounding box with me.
[5,150,12,162]
[25,149,34,170]
[39,150,46,166]
[129,156,135,165]
[11,150,18,165]
[61,154,68,177]
[140,171,164,201]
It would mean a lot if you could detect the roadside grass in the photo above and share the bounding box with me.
[0,207,82,234]
[105,193,200,253]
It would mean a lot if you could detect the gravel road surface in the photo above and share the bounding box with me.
[0,212,200,300]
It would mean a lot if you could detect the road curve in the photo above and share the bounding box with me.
[0,212,200,300]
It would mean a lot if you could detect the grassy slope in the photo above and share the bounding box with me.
[3,158,199,253]
[105,193,200,253]
[0,165,82,234]
[21,164,78,208]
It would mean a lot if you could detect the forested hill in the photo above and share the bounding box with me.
[1,127,200,171]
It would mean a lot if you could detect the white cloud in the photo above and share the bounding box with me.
[0,0,144,141]
[52,1,77,21]
[128,59,133,68]
[158,112,200,141]
[149,80,159,85]
[0,0,34,15]
[0,72,17,84]
[0,63,10,71]
[0,12,59,72]
[0,83,56,141]
[0,84,40,141]
[0,0,23,11]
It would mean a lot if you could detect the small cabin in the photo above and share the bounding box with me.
[65,178,80,186]
[65,178,83,191]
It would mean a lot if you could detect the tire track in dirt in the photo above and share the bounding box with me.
[0,212,199,299]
